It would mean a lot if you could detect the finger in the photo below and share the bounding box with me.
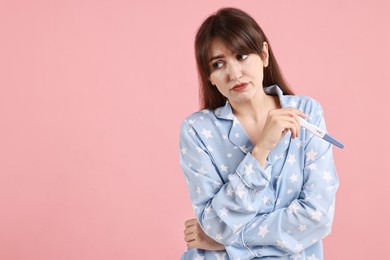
[184,232,197,243]
[289,116,300,138]
[283,108,307,119]
[184,218,197,228]
[184,226,195,235]
[280,120,299,139]
[281,115,301,138]
[186,240,199,249]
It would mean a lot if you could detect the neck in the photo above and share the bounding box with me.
[230,90,279,122]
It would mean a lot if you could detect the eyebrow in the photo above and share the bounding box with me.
[209,55,225,62]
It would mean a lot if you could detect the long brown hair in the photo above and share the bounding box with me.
[195,7,294,110]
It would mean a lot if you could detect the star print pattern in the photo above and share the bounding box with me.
[258,224,269,238]
[180,85,338,260]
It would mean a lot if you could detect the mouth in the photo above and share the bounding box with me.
[231,82,249,92]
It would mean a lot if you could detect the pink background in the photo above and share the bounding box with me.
[0,0,389,259]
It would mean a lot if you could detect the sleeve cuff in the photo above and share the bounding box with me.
[234,152,272,191]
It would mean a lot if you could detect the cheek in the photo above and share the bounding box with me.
[210,71,224,84]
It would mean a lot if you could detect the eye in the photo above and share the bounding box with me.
[237,54,249,61]
[211,60,224,69]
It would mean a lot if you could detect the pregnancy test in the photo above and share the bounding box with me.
[300,117,344,149]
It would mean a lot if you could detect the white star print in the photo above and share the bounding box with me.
[327,185,335,192]
[240,145,249,153]
[287,189,292,194]
[220,164,228,172]
[222,134,228,140]
[235,133,240,138]
[215,233,223,241]
[214,120,221,127]
[258,224,269,238]
[289,173,298,183]
[180,147,187,155]
[226,187,233,197]
[244,164,254,175]
[219,208,229,216]
[307,253,319,260]
[277,240,288,249]
[195,187,202,194]
[306,149,317,161]
[298,224,307,232]
[287,154,296,165]
[290,253,302,260]
[206,145,214,152]
[205,205,212,213]
[197,166,207,175]
[262,196,269,205]
[311,210,322,221]
[194,254,204,260]
[212,181,221,190]
[227,113,234,120]
[308,163,317,171]
[288,203,299,214]
[201,128,213,139]
[227,153,232,158]
[323,171,333,182]
[290,100,298,107]
[246,205,255,212]
[196,146,203,153]
[233,223,243,233]
[235,185,246,199]
[295,243,304,252]
[214,252,226,260]
[188,119,195,125]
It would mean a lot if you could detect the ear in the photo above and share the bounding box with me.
[261,41,269,68]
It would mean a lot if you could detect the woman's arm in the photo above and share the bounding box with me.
[180,119,275,259]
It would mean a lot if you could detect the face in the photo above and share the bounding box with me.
[208,39,269,105]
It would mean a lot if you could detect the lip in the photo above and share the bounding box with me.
[231,82,249,92]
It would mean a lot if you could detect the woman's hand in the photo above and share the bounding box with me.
[252,108,307,166]
[184,218,225,251]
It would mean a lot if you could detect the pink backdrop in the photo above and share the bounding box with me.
[1,0,389,259]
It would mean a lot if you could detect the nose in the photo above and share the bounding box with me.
[226,60,242,81]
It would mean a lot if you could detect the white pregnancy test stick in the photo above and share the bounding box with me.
[300,117,344,149]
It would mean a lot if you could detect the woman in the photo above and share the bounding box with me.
[180,7,339,260]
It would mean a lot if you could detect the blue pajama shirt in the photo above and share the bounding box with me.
[179,85,339,260]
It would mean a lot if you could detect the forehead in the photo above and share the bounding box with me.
[208,39,236,58]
